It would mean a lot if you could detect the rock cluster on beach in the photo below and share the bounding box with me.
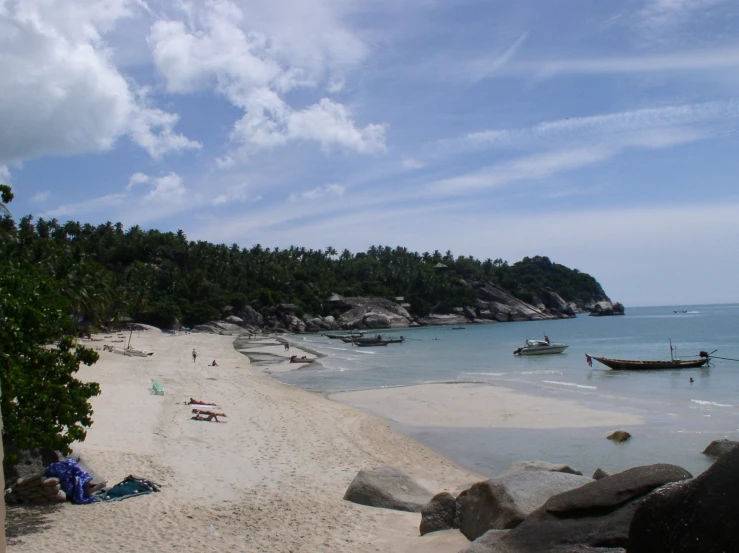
[5,474,66,505]
[343,439,739,553]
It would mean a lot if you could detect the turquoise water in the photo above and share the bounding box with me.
[260,305,739,477]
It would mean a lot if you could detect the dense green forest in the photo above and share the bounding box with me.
[1,208,606,329]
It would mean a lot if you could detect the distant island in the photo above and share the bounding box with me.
[3,217,623,332]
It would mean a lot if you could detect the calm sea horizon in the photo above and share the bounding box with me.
[242,304,739,478]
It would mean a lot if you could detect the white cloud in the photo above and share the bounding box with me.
[212,183,258,206]
[127,171,150,190]
[148,1,385,156]
[44,193,128,218]
[30,191,50,203]
[463,32,529,82]
[505,46,739,80]
[638,0,730,33]
[440,101,739,154]
[0,165,10,183]
[402,158,425,170]
[0,0,197,165]
[145,172,185,201]
[293,183,346,201]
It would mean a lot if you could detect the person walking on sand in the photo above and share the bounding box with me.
[192,349,198,363]
[284,342,289,351]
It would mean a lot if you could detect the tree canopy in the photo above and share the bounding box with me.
[1,210,608,327]
[1,192,100,462]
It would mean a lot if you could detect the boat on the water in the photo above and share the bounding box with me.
[355,341,389,347]
[586,354,710,370]
[326,332,364,339]
[289,356,316,363]
[514,338,568,355]
[586,340,712,370]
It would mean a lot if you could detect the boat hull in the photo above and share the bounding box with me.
[516,345,569,355]
[591,356,709,370]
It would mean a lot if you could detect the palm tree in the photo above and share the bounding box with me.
[0,184,13,217]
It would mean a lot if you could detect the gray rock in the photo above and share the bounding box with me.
[363,313,391,328]
[478,463,692,553]
[629,447,739,553]
[463,306,477,320]
[418,313,469,326]
[607,430,631,442]
[239,306,264,326]
[224,315,244,325]
[701,439,739,458]
[459,530,509,553]
[502,461,583,476]
[420,492,456,535]
[343,467,433,512]
[540,289,568,312]
[456,471,593,540]
[593,468,613,480]
[338,297,412,329]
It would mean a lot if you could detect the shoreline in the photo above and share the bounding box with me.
[10,330,482,553]
[274,330,721,478]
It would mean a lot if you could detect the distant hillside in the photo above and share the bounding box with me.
[1,216,617,329]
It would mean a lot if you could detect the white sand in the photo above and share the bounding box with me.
[8,332,479,553]
[331,383,644,429]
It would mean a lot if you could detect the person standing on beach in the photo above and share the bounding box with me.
[192,349,198,362]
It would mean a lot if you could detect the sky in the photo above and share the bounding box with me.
[2,0,739,307]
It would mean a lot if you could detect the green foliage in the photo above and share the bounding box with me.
[0,205,607,328]
[501,256,603,303]
[0,262,100,461]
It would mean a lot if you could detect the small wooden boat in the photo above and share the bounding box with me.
[340,335,385,344]
[326,332,364,339]
[452,327,466,330]
[289,356,315,363]
[356,341,389,347]
[586,354,709,370]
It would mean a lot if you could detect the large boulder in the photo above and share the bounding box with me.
[456,471,593,540]
[471,464,691,553]
[502,460,583,476]
[418,313,470,326]
[540,289,568,312]
[420,492,457,535]
[460,530,509,553]
[363,313,391,328]
[593,468,614,480]
[701,439,739,458]
[192,321,246,335]
[239,305,264,327]
[343,467,433,512]
[628,447,739,553]
[338,298,412,329]
[224,315,244,326]
[607,430,632,442]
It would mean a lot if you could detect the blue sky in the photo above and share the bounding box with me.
[2,0,739,306]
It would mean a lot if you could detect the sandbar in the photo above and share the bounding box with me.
[331,383,644,429]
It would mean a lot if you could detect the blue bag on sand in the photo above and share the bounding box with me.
[44,459,95,505]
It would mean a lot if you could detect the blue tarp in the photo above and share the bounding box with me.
[44,459,95,504]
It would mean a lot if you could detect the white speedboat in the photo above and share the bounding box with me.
[514,339,568,356]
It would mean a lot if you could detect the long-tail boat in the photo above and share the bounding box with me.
[585,340,711,370]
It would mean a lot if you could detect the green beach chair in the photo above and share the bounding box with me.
[150,379,164,395]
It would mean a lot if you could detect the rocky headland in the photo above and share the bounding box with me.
[192,279,624,334]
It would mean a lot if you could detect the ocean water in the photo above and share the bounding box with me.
[247,305,739,477]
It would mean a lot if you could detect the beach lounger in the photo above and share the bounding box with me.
[151,379,164,395]
[191,409,226,422]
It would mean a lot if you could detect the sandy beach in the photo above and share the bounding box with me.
[7,331,482,552]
